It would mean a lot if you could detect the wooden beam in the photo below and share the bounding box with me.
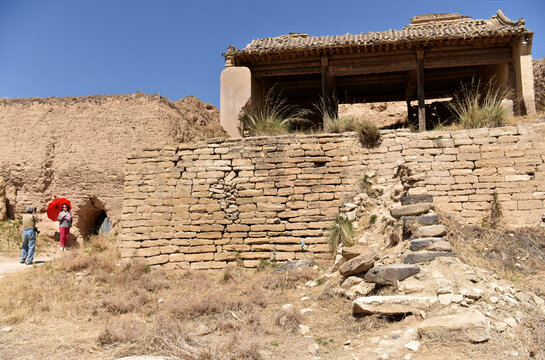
[417,48,426,131]
[321,57,329,99]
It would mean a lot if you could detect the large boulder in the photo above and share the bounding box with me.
[417,311,490,343]
[364,265,420,285]
[339,250,378,277]
[353,295,437,315]
[274,259,315,273]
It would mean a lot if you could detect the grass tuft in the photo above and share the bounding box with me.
[243,86,310,136]
[447,79,511,129]
[326,215,355,255]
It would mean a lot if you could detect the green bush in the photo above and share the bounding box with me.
[326,216,355,255]
[354,119,381,147]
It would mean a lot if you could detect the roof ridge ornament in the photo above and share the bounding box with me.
[495,9,525,26]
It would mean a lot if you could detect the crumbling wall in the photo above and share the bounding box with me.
[0,93,223,238]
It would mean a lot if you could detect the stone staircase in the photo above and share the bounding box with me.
[393,194,455,265]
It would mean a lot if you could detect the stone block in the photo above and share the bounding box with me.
[353,295,437,315]
[364,265,420,285]
[390,203,433,218]
[417,311,490,343]
[404,252,455,264]
[339,250,378,277]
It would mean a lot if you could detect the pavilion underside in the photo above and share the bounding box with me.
[240,39,517,129]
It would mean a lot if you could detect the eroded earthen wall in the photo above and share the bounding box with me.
[121,122,545,268]
[0,93,222,239]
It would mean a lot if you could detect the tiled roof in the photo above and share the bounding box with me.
[225,10,530,58]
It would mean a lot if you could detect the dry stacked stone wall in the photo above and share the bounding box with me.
[121,122,545,268]
[121,135,364,269]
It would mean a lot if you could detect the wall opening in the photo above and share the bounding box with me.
[76,196,110,239]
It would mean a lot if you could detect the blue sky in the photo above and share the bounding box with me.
[0,0,543,107]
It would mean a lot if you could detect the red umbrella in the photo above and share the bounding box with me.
[47,198,72,221]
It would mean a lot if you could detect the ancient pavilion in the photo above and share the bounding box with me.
[220,10,536,137]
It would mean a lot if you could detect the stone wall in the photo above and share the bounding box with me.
[120,135,365,269]
[120,121,545,268]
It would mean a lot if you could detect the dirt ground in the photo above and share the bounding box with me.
[0,224,544,360]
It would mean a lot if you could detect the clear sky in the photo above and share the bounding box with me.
[0,0,543,107]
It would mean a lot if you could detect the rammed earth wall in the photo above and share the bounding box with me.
[120,121,545,268]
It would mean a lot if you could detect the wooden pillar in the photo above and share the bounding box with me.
[416,48,426,131]
[321,57,329,99]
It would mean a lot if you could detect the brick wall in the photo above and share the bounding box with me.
[120,122,545,268]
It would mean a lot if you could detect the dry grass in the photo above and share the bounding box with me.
[0,235,337,359]
[442,212,545,296]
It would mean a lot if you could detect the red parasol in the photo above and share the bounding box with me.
[46,198,72,221]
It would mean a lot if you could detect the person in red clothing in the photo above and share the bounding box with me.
[57,204,72,251]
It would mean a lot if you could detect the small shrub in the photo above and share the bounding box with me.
[324,116,357,133]
[274,306,302,332]
[97,317,144,345]
[448,79,511,129]
[243,86,309,136]
[354,119,381,147]
[369,214,378,224]
[482,192,502,229]
[326,216,355,254]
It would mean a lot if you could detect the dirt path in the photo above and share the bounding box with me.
[0,253,55,278]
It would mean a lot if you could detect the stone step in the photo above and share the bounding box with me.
[404,251,455,264]
[402,215,439,238]
[410,237,448,251]
[353,295,437,315]
[413,224,447,238]
[403,214,439,228]
[390,203,433,218]
[364,264,420,285]
[400,195,433,205]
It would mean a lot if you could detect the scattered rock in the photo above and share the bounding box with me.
[364,265,420,285]
[0,327,13,332]
[339,251,377,277]
[404,340,421,351]
[504,317,517,328]
[495,322,507,332]
[341,276,364,289]
[281,304,294,311]
[438,294,452,305]
[299,324,310,335]
[489,296,499,304]
[342,246,371,260]
[274,259,315,273]
[466,288,483,300]
[418,311,490,343]
[353,295,437,315]
[344,282,375,299]
[300,308,313,315]
[451,294,464,303]
[308,343,319,355]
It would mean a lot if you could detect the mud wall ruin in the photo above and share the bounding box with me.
[120,121,545,268]
[0,93,223,239]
